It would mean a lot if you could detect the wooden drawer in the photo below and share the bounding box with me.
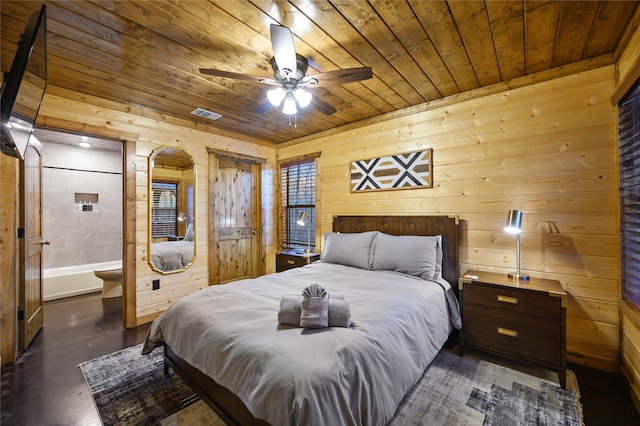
[464,282,561,320]
[459,270,567,388]
[463,304,562,367]
[276,252,320,272]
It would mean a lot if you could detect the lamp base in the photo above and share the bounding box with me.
[303,248,314,254]
[508,272,529,281]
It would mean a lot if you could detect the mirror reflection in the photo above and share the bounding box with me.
[148,146,196,274]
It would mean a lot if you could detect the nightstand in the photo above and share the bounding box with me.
[276,248,321,272]
[459,270,567,388]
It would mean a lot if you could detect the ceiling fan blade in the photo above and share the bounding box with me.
[312,97,337,116]
[200,68,280,86]
[253,99,273,115]
[304,67,373,88]
[199,68,266,83]
[270,24,297,78]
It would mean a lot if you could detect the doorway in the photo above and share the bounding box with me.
[28,128,124,347]
[208,148,265,284]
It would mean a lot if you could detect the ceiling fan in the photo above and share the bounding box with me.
[199,24,373,116]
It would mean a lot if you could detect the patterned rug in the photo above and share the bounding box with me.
[79,344,582,425]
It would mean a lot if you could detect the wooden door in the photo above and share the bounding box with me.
[20,142,45,350]
[210,152,264,284]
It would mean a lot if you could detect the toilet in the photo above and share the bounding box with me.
[94,262,122,299]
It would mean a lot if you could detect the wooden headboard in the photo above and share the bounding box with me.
[332,215,460,287]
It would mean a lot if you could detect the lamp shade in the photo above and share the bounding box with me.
[504,209,523,234]
[296,211,307,226]
[293,89,312,108]
[504,209,529,280]
[267,87,286,107]
[282,94,297,115]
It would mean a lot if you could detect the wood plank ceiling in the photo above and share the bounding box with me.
[1,1,638,146]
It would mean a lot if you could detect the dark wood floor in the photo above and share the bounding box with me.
[1,293,150,426]
[1,292,639,425]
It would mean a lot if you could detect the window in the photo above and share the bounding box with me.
[151,181,178,238]
[280,159,316,250]
[619,83,640,308]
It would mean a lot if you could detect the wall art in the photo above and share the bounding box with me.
[350,149,433,192]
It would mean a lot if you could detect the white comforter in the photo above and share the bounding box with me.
[143,262,458,426]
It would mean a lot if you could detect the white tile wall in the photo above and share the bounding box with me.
[42,142,123,269]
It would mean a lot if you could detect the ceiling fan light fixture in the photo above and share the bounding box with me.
[282,95,297,115]
[293,89,312,108]
[267,87,286,107]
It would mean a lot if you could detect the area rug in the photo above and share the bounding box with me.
[80,344,582,425]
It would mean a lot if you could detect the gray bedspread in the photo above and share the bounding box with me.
[150,241,194,271]
[143,262,459,426]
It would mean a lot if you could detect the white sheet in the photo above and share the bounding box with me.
[143,262,458,426]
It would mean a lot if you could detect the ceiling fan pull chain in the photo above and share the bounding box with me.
[288,113,297,129]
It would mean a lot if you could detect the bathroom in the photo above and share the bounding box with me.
[36,128,123,301]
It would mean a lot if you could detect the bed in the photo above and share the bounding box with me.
[143,215,460,425]
[150,241,194,272]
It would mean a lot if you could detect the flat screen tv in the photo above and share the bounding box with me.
[0,5,47,160]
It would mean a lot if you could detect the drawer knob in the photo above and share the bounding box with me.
[497,295,518,304]
[286,260,295,265]
[497,327,518,338]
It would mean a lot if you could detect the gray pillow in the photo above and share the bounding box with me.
[321,231,378,270]
[372,233,442,280]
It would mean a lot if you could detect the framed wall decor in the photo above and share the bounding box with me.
[350,149,433,192]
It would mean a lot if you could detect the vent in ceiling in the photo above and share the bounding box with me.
[191,108,222,121]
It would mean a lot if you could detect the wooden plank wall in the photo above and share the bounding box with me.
[29,89,277,327]
[618,22,640,411]
[0,154,18,363]
[278,66,620,372]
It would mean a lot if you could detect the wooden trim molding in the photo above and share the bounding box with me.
[620,300,640,415]
[612,57,640,105]
[622,300,640,334]
[123,140,137,328]
[278,151,322,168]
[0,155,18,364]
[206,147,267,164]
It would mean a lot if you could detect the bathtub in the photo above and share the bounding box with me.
[43,260,121,301]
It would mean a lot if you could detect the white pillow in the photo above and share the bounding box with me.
[321,231,378,270]
[372,233,442,280]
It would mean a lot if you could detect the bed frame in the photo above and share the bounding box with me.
[164,215,459,425]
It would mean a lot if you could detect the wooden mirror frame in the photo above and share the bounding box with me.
[147,146,196,274]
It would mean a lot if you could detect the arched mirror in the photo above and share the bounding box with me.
[148,146,196,274]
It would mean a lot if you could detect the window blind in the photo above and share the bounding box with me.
[620,84,640,307]
[151,182,178,238]
[280,161,316,249]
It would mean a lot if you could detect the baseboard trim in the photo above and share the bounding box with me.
[44,287,102,302]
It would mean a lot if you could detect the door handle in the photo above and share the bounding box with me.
[40,240,50,245]
[252,230,258,235]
